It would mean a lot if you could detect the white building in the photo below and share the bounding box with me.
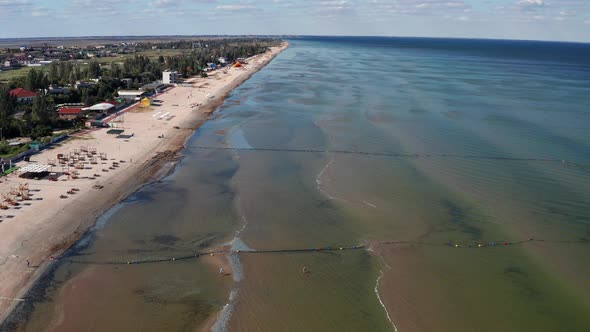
[117,90,146,101]
[162,70,179,84]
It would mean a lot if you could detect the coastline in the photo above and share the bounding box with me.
[0,41,288,326]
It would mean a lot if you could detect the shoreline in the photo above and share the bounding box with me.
[0,41,288,326]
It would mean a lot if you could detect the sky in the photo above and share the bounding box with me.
[0,0,589,42]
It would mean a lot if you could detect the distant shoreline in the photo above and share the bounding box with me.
[0,35,285,48]
[2,35,589,48]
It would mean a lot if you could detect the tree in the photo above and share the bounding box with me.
[0,86,17,139]
[74,66,81,81]
[111,62,122,79]
[30,125,53,140]
[88,61,101,78]
[31,90,54,126]
[69,72,76,87]
[58,61,66,80]
[48,63,58,82]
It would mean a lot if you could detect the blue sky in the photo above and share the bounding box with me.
[1,0,589,42]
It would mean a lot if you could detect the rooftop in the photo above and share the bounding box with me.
[117,90,145,96]
[58,107,83,115]
[9,88,36,98]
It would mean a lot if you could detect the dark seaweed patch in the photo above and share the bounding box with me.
[440,199,482,239]
[504,266,527,277]
[214,166,238,179]
[409,108,428,114]
[503,265,543,299]
[153,235,181,246]
[442,110,464,119]
[132,287,220,331]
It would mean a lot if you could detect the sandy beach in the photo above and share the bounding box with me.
[0,42,288,324]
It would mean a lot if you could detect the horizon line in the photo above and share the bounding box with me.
[1,34,589,45]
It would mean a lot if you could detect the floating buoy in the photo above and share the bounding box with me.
[504,242,509,246]
[172,258,176,261]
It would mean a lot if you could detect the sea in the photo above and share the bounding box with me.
[4,37,590,332]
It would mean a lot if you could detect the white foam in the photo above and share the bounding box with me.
[375,270,399,332]
[211,288,238,332]
[316,155,335,199]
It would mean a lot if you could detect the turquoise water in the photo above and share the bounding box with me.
[5,37,590,331]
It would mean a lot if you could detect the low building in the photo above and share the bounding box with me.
[140,82,167,93]
[4,59,19,68]
[75,81,97,89]
[82,102,116,113]
[121,78,133,87]
[162,70,178,84]
[9,88,36,104]
[57,107,83,120]
[48,85,70,95]
[117,90,146,101]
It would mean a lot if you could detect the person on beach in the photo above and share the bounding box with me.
[219,268,224,275]
[26,259,30,267]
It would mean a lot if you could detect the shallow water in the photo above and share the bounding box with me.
[7,37,590,331]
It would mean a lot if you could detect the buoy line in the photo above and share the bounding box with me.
[187,146,590,172]
[62,238,588,266]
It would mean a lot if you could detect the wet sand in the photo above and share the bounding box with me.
[0,42,288,325]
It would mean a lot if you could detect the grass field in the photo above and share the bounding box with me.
[0,49,186,82]
[0,66,42,82]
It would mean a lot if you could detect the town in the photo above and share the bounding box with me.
[0,37,280,163]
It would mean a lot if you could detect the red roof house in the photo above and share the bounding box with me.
[57,107,83,120]
[9,88,36,103]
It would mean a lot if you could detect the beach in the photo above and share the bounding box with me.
[0,42,288,324]
[2,37,590,332]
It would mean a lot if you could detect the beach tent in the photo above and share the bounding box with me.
[82,103,115,112]
[233,62,242,68]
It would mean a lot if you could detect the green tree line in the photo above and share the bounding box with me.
[0,38,281,143]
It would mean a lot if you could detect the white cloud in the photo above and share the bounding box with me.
[216,4,256,11]
[518,0,545,10]
[0,0,589,41]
